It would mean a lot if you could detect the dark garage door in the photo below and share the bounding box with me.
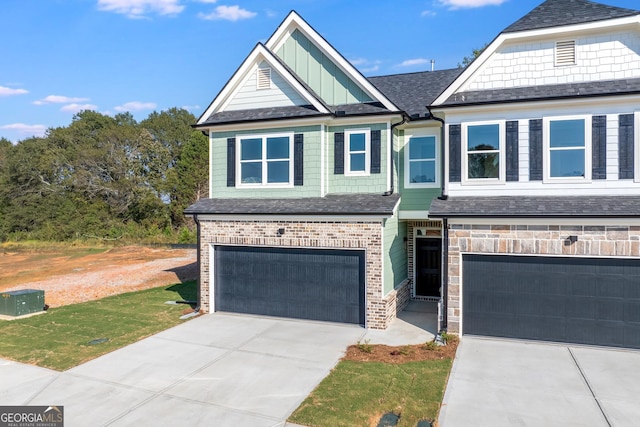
[214,246,365,325]
[463,254,640,349]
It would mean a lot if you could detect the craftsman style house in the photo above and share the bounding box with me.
[187,0,640,348]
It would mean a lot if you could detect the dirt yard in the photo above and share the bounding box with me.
[0,246,197,307]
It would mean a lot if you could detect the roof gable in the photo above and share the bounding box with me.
[503,0,639,33]
[197,43,329,126]
[433,0,640,106]
[265,11,398,111]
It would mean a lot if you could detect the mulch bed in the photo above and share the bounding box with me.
[343,337,458,364]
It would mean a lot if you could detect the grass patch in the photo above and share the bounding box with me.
[289,358,453,427]
[0,281,196,371]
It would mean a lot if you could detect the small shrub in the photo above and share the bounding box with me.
[399,345,413,356]
[356,339,373,353]
[423,340,438,351]
[441,332,457,344]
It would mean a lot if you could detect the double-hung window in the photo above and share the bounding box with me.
[405,133,438,188]
[345,129,370,176]
[238,133,293,187]
[544,116,590,180]
[463,122,504,182]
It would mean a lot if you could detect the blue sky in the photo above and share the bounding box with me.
[1,0,638,142]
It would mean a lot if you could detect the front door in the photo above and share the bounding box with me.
[415,238,441,298]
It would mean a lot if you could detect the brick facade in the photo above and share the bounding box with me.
[446,223,640,333]
[198,219,406,329]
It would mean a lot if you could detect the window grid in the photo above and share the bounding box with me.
[237,134,293,187]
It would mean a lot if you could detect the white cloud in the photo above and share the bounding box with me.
[61,103,98,113]
[349,58,381,74]
[361,65,380,73]
[198,5,256,21]
[0,123,47,138]
[438,0,507,9]
[196,0,217,3]
[114,101,157,112]
[181,104,201,111]
[397,58,430,67]
[97,0,185,18]
[0,86,28,96]
[421,10,437,17]
[33,95,90,105]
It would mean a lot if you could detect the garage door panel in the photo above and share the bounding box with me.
[463,254,640,349]
[214,246,365,325]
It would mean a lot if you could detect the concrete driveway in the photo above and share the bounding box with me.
[440,337,640,427]
[0,313,366,426]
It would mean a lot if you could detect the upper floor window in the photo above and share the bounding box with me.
[405,133,438,188]
[463,122,504,182]
[544,116,590,180]
[345,129,370,176]
[238,133,293,187]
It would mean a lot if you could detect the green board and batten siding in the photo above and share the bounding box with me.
[383,215,408,294]
[210,125,321,198]
[328,123,389,194]
[276,30,372,106]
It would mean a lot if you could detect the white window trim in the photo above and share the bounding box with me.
[345,128,371,176]
[404,129,440,189]
[236,132,294,188]
[461,120,506,185]
[543,115,592,183]
[635,112,640,184]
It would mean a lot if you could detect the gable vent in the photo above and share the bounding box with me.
[257,67,271,90]
[555,40,576,66]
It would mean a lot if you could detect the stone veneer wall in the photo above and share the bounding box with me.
[199,219,402,329]
[447,223,640,333]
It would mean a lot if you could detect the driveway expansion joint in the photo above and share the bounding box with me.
[568,347,612,427]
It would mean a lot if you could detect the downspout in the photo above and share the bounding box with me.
[384,115,408,196]
[426,107,447,200]
[426,106,448,332]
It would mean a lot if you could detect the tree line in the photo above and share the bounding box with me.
[0,108,208,243]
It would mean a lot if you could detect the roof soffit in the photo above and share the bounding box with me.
[264,11,399,112]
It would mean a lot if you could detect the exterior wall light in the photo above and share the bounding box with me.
[564,235,578,246]
[277,228,285,236]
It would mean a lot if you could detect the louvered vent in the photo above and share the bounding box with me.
[555,40,576,66]
[257,67,271,90]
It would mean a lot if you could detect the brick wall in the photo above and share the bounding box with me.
[198,219,401,329]
[447,223,640,333]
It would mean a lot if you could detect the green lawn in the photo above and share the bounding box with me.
[0,281,196,371]
[289,358,453,427]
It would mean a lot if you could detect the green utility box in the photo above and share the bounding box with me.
[0,289,45,317]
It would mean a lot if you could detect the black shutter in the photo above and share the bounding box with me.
[294,134,304,186]
[619,114,635,180]
[227,137,236,187]
[506,121,519,182]
[371,130,381,174]
[449,124,461,182]
[592,115,607,180]
[529,119,543,181]
[334,132,344,175]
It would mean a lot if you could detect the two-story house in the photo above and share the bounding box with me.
[186,0,640,348]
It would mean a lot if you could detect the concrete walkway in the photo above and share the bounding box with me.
[440,337,640,427]
[0,304,438,427]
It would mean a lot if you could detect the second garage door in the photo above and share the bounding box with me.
[214,246,365,325]
[463,254,640,349]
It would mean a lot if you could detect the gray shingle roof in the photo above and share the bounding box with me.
[503,0,639,33]
[196,105,329,127]
[185,193,401,216]
[440,77,640,107]
[429,196,640,218]
[368,69,463,117]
